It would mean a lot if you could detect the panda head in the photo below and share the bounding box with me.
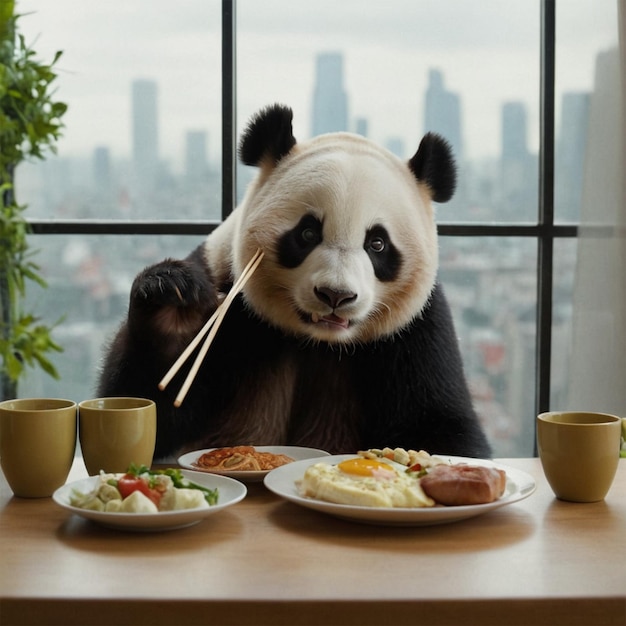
[231,104,456,345]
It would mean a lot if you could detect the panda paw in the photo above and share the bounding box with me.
[128,259,219,335]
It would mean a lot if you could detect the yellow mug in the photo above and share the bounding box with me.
[79,397,156,475]
[0,398,77,498]
[537,411,621,502]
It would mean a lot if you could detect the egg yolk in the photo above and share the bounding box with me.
[337,458,396,477]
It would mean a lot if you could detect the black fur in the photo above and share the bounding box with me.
[238,104,297,166]
[408,132,457,203]
[98,249,491,459]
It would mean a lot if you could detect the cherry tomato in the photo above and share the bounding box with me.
[117,474,162,506]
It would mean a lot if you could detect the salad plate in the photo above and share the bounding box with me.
[53,470,247,531]
[264,455,536,527]
[178,446,330,483]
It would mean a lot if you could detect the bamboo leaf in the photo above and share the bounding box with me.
[5,351,23,381]
[33,352,60,379]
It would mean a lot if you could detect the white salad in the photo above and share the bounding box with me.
[70,465,219,513]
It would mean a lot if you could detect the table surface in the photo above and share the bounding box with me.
[1,457,624,626]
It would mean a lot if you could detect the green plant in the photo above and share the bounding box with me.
[0,0,67,400]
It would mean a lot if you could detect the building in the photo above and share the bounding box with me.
[92,146,111,196]
[311,52,348,137]
[555,91,590,222]
[500,101,536,217]
[185,130,210,185]
[423,68,463,163]
[501,102,528,161]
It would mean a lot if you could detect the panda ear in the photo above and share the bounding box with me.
[408,133,457,203]
[238,104,297,167]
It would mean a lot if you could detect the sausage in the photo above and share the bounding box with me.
[420,464,506,506]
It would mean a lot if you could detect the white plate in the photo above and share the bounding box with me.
[264,455,536,526]
[178,446,330,483]
[53,470,247,532]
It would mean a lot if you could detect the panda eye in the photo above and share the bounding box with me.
[365,224,401,281]
[369,237,385,253]
[295,216,323,249]
[278,213,323,268]
[301,228,319,244]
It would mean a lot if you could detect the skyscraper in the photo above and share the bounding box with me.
[500,101,535,217]
[92,146,111,195]
[501,102,528,161]
[311,52,348,137]
[556,91,590,221]
[132,79,159,189]
[185,130,209,184]
[423,69,463,163]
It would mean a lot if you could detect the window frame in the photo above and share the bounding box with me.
[27,0,573,450]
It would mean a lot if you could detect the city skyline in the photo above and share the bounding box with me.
[16,53,592,226]
[115,59,585,167]
[16,0,616,166]
[17,40,603,230]
[67,63,595,178]
[117,54,590,223]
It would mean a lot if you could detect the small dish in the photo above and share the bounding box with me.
[178,446,330,483]
[264,455,536,526]
[53,470,246,532]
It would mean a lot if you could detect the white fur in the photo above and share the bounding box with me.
[205,133,438,344]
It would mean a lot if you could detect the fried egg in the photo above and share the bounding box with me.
[298,457,435,508]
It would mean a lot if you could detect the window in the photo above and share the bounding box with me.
[15,0,620,456]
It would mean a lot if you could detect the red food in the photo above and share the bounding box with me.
[117,474,163,507]
[194,446,294,471]
[420,464,506,506]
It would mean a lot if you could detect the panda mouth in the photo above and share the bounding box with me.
[309,312,350,330]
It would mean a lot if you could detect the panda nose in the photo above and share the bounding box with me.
[314,286,357,310]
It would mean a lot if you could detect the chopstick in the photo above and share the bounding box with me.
[158,248,264,407]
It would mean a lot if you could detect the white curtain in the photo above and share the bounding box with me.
[566,2,625,414]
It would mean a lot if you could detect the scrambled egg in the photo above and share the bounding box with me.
[298,457,435,508]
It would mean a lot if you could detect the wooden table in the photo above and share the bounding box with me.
[1,458,624,626]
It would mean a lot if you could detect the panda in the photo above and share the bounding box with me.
[98,104,492,460]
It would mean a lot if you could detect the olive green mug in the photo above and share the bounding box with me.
[537,411,621,502]
[0,398,77,498]
[79,397,156,475]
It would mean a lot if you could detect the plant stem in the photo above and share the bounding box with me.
[1,165,17,400]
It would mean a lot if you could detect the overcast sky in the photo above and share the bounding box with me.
[17,0,618,169]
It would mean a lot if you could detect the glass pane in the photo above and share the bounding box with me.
[554,0,619,223]
[551,239,576,409]
[15,1,222,221]
[556,0,623,414]
[237,0,540,222]
[20,235,206,402]
[439,237,537,457]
